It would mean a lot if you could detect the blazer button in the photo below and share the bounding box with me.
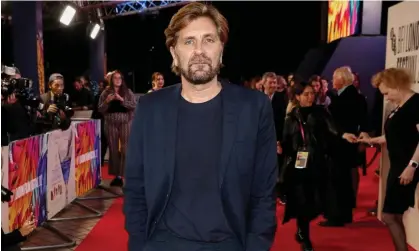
[166,194,169,197]
[154,221,157,225]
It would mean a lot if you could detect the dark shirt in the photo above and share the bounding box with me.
[385,93,419,172]
[1,228,25,251]
[107,100,128,113]
[71,88,93,108]
[163,91,232,242]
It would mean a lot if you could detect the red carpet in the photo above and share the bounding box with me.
[76,149,415,251]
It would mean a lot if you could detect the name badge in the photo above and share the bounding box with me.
[295,151,309,169]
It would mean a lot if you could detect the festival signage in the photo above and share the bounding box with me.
[3,135,48,232]
[383,2,419,249]
[46,125,76,219]
[75,120,101,197]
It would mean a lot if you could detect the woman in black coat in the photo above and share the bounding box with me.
[279,81,357,251]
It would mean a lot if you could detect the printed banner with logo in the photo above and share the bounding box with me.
[383,2,419,249]
[46,125,77,219]
[2,135,48,232]
[75,120,101,197]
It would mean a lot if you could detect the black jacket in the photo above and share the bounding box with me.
[1,228,25,251]
[279,105,341,223]
[124,83,278,251]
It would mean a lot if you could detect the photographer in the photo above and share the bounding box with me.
[39,73,73,132]
[1,185,36,251]
[1,218,35,251]
[1,67,33,146]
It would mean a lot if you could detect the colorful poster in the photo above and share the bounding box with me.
[36,30,45,94]
[1,146,10,232]
[46,125,76,219]
[327,0,361,43]
[75,120,101,197]
[6,135,47,232]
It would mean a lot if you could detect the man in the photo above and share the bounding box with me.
[320,66,369,227]
[39,73,72,132]
[124,3,278,251]
[263,72,287,203]
[1,67,33,144]
[71,77,94,110]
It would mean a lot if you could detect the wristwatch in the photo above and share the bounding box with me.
[409,160,418,169]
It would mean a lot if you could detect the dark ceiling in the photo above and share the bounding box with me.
[1,1,115,31]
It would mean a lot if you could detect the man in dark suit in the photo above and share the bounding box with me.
[124,3,278,251]
[320,66,369,227]
[262,72,287,203]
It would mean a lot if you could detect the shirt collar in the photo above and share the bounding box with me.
[337,84,351,96]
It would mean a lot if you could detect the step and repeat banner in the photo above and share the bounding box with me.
[1,120,101,233]
[383,1,419,250]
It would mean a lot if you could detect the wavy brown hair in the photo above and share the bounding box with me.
[108,70,128,97]
[164,2,229,75]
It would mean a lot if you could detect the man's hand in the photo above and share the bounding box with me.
[342,133,358,143]
[82,106,88,110]
[59,110,66,119]
[47,104,58,113]
[19,218,36,237]
[7,93,17,104]
[276,141,283,154]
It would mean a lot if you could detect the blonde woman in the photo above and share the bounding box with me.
[359,68,419,251]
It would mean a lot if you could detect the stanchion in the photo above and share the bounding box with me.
[21,222,76,251]
[48,200,103,222]
[76,184,123,201]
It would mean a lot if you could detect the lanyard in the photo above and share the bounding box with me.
[298,120,306,146]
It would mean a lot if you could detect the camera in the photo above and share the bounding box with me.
[1,75,43,111]
[1,185,13,203]
[50,93,74,130]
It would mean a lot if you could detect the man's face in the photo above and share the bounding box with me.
[50,79,64,96]
[264,77,277,94]
[74,81,82,91]
[170,16,223,85]
[332,73,344,90]
[277,77,286,90]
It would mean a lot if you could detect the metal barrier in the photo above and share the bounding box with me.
[21,223,76,251]
[76,184,123,201]
[48,200,103,222]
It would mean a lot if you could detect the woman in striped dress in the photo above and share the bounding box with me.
[98,70,136,187]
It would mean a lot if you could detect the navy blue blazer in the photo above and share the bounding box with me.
[124,82,278,251]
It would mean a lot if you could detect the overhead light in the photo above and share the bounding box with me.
[60,5,76,26]
[90,23,100,39]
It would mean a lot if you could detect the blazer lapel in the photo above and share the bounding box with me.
[164,85,181,189]
[219,84,240,188]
